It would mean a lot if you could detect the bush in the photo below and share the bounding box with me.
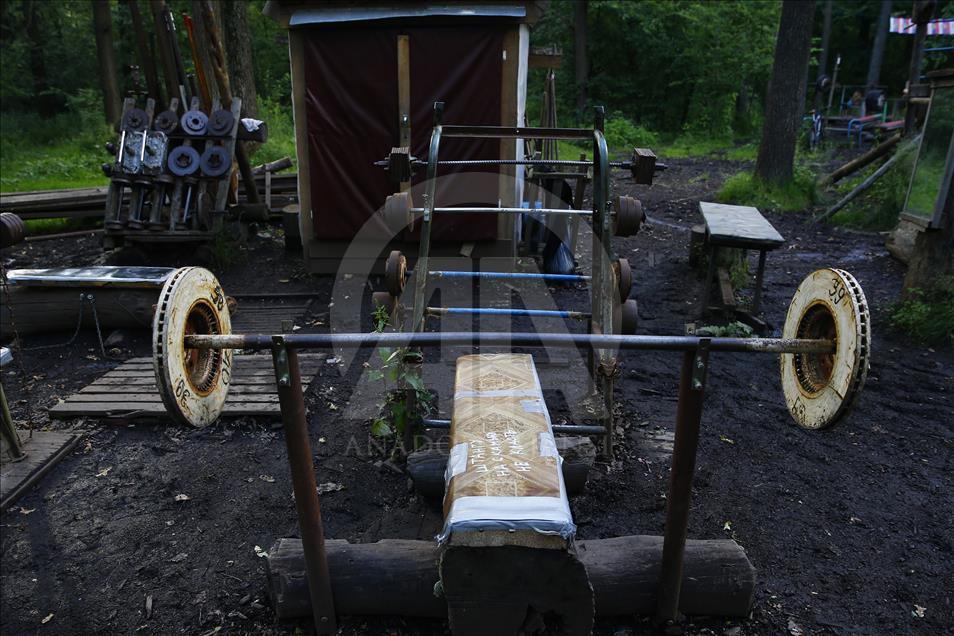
[603,115,659,153]
[717,165,818,212]
[890,278,954,346]
[829,138,919,231]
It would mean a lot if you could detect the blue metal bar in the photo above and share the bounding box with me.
[429,270,590,282]
[426,306,589,320]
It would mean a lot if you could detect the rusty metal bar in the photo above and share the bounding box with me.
[271,338,336,634]
[656,340,710,623]
[440,125,594,140]
[186,331,834,355]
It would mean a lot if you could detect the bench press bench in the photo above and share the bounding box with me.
[697,202,785,316]
[439,353,593,634]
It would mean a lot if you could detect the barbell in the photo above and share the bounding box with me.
[152,267,870,431]
[382,192,645,238]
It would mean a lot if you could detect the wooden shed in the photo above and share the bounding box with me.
[264,1,545,272]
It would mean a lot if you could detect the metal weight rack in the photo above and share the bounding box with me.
[375,103,662,457]
[102,95,244,252]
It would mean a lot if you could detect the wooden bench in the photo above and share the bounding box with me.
[697,202,785,315]
[439,353,593,634]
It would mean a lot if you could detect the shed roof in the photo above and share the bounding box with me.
[263,1,546,28]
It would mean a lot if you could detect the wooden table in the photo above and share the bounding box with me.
[698,202,785,315]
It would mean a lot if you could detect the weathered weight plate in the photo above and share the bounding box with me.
[153,267,233,427]
[122,108,149,133]
[207,109,235,137]
[180,109,209,136]
[613,195,644,237]
[615,257,632,300]
[385,250,407,296]
[383,192,414,235]
[780,268,870,430]
[200,145,231,177]
[168,146,200,176]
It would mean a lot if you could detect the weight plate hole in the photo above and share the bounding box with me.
[183,300,222,396]
[794,302,837,395]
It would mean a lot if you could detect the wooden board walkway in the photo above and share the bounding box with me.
[1,430,83,511]
[230,297,317,334]
[49,354,325,420]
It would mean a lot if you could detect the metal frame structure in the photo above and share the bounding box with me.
[183,329,833,634]
[388,103,641,457]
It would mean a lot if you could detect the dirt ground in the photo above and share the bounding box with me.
[2,155,952,636]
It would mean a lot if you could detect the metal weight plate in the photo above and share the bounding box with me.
[122,108,149,133]
[620,299,638,335]
[207,109,235,137]
[200,145,231,177]
[153,110,179,135]
[180,109,209,136]
[780,268,870,430]
[383,192,414,235]
[168,145,201,176]
[615,257,632,300]
[371,291,399,325]
[153,267,233,427]
[613,195,644,237]
[385,250,407,297]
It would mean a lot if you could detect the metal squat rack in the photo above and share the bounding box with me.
[374,103,662,457]
[102,95,242,249]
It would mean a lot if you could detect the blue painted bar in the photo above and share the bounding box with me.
[429,270,589,282]
[427,306,589,319]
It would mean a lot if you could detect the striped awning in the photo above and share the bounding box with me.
[890,17,954,36]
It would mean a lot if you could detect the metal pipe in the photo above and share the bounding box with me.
[185,331,834,355]
[440,125,594,140]
[426,307,590,320]
[423,418,606,436]
[429,271,590,282]
[411,206,591,217]
[656,343,710,623]
[271,341,337,634]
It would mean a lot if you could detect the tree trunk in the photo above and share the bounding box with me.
[91,0,122,126]
[866,0,892,90]
[191,0,221,104]
[573,0,588,116]
[220,0,257,119]
[22,1,56,118]
[815,0,833,111]
[754,0,816,186]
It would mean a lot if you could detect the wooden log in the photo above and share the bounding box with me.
[0,286,155,338]
[266,535,755,621]
[406,436,596,499]
[822,133,900,185]
[815,149,904,223]
[688,223,706,268]
[441,545,594,635]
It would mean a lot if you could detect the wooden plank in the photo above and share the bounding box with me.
[66,393,280,403]
[397,34,411,193]
[1,430,83,511]
[79,383,287,394]
[717,267,736,307]
[700,201,785,247]
[50,402,282,416]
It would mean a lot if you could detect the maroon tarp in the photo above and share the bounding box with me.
[302,24,505,242]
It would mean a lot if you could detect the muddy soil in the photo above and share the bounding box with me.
[2,155,952,636]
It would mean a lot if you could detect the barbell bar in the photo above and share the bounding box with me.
[155,268,869,431]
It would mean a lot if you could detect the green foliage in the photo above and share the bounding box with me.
[829,139,919,231]
[251,97,297,165]
[717,165,818,212]
[890,278,954,346]
[695,321,754,338]
[23,217,102,235]
[660,136,758,161]
[603,115,659,151]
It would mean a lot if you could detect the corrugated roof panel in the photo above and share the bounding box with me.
[289,4,525,26]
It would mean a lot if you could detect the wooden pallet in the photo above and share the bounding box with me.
[49,354,325,420]
[231,297,317,333]
[1,430,83,511]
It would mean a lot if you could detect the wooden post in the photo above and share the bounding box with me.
[91,0,122,126]
[397,35,411,193]
[150,0,180,107]
[124,0,163,103]
[904,2,932,134]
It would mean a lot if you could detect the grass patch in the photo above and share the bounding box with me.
[24,217,102,235]
[890,278,954,346]
[827,138,919,231]
[660,136,757,161]
[716,166,818,212]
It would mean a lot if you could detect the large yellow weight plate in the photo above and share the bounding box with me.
[780,268,870,429]
[153,267,233,427]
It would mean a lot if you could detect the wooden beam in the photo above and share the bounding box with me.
[265,535,756,620]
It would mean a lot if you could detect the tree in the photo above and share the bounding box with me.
[221,0,258,119]
[815,0,833,111]
[23,0,56,118]
[91,0,121,125]
[754,0,815,186]
[573,0,587,116]
[866,0,892,90]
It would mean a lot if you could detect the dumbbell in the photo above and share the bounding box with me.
[153,268,870,432]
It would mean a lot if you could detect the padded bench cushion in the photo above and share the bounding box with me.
[438,354,575,547]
